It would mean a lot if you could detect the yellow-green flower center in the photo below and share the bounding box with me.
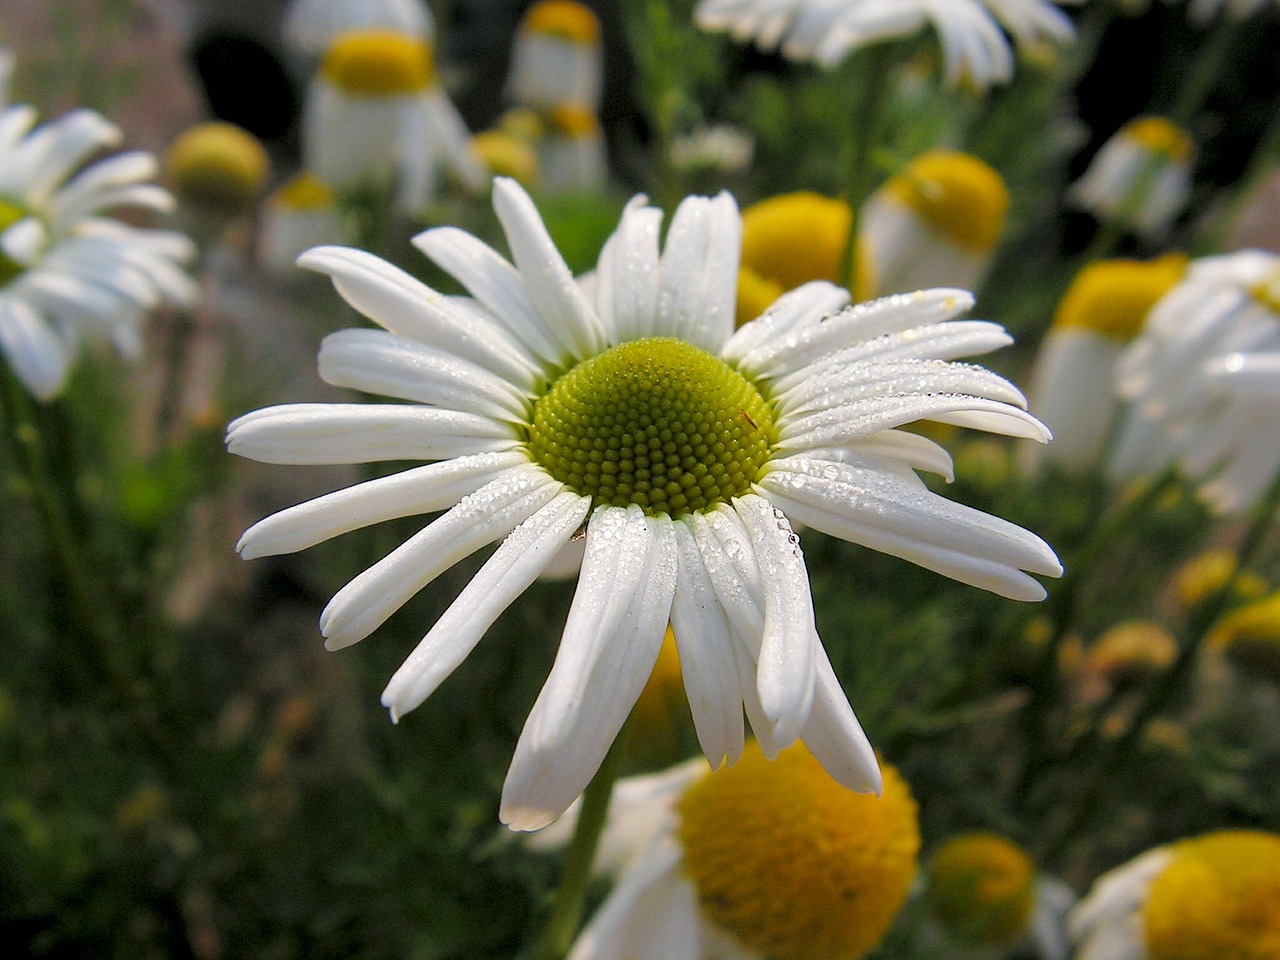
[677,743,919,960]
[526,337,775,517]
[926,833,1036,946]
[1144,830,1280,960]
[0,199,30,286]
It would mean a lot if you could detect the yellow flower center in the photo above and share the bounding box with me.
[472,130,540,185]
[883,151,1009,252]
[0,198,31,286]
[1087,620,1177,688]
[1144,831,1280,960]
[926,833,1036,946]
[272,172,337,212]
[1124,117,1194,163]
[629,626,692,766]
[523,0,601,43]
[1172,549,1267,613]
[549,104,600,139]
[527,338,775,517]
[165,122,270,212]
[740,192,851,291]
[677,743,919,960]
[1052,254,1188,341]
[321,30,435,96]
[1250,267,1280,318]
[1209,593,1280,684]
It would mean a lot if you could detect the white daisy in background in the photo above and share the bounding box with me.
[303,29,486,215]
[1023,255,1186,474]
[922,832,1076,960]
[536,104,608,195]
[693,0,1081,90]
[535,743,920,960]
[1108,250,1280,514]
[257,172,353,276]
[1068,116,1194,239]
[505,0,604,113]
[226,176,1062,830]
[0,104,197,400]
[282,0,434,58]
[669,123,756,177]
[859,150,1009,299]
[1068,830,1280,960]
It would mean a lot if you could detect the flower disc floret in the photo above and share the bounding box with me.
[1144,831,1280,960]
[321,30,434,96]
[927,833,1036,945]
[677,742,919,960]
[527,337,775,516]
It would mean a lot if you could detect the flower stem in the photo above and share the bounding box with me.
[527,723,632,960]
[1040,471,1280,865]
[838,45,896,294]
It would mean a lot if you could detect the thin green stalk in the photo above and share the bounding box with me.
[1039,471,1280,865]
[527,724,632,960]
[838,46,897,293]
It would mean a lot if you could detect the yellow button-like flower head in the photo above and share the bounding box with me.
[927,832,1036,946]
[165,122,270,213]
[1053,255,1188,342]
[883,151,1009,252]
[321,30,435,96]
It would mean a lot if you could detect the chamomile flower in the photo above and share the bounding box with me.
[1208,591,1280,684]
[506,0,603,113]
[1068,117,1194,238]
[0,105,196,400]
[164,122,270,240]
[693,0,1081,90]
[1069,830,1280,960]
[1109,250,1280,514]
[257,172,352,275]
[735,192,858,325]
[227,177,1061,830]
[537,104,607,195]
[859,150,1009,299]
[302,29,485,215]
[282,0,434,57]
[1023,255,1187,472]
[542,743,920,960]
[924,833,1076,960]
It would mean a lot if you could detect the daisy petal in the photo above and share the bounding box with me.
[595,195,663,345]
[801,643,882,795]
[0,296,72,401]
[380,489,591,720]
[656,191,742,352]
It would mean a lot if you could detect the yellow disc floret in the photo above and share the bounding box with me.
[0,198,31,286]
[1124,117,1194,163]
[528,338,774,517]
[1209,592,1280,684]
[678,742,919,960]
[1086,620,1178,689]
[1171,549,1266,613]
[549,104,600,139]
[1144,830,1280,960]
[883,151,1009,252]
[523,0,601,43]
[321,30,435,96]
[629,626,692,766]
[740,192,851,291]
[165,122,270,212]
[927,833,1036,946]
[271,172,337,212]
[472,130,540,185]
[1052,254,1187,341]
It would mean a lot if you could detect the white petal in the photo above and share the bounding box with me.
[501,509,678,830]
[321,464,560,649]
[733,494,818,746]
[595,195,662,345]
[670,522,746,770]
[720,280,851,362]
[297,245,540,389]
[380,489,591,719]
[236,450,528,559]
[225,402,519,464]
[0,295,72,400]
[656,192,742,352]
[318,328,531,421]
[492,176,606,361]
[800,643,881,794]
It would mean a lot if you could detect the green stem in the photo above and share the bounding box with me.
[527,725,632,960]
[838,46,896,293]
[1039,471,1280,864]
[1012,467,1183,804]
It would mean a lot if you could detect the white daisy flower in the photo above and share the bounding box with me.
[257,172,353,276]
[693,0,1081,90]
[670,123,756,176]
[283,0,434,57]
[537,744,920,960]
[505,0,604,113]
[226,176,1062,830]
[536,105,608,195]
[923,832,1077,960]
[1068,117,1194,239]
[1109,250,1280,514]
[859,150,1009,299]
[1023,255,1186,474]
[303,29,486,215]
[0,105,197,400]
[1068,830,1280,960]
